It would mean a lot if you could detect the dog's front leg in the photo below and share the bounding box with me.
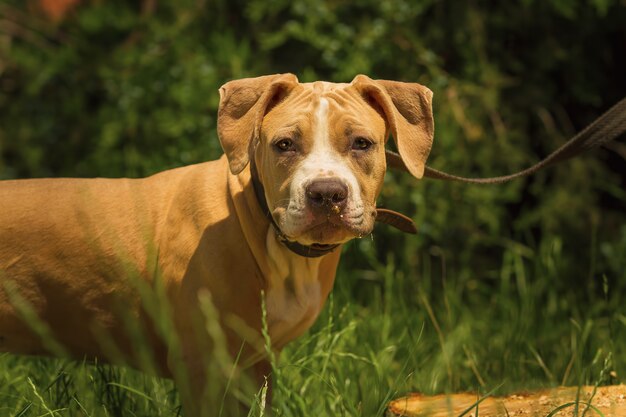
[175,362,273,417]
[252,358,274,412]
[172,341,272,417]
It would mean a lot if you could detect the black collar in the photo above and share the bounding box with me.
[249,158,340,258]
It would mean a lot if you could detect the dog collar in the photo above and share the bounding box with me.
[248,158,417,258]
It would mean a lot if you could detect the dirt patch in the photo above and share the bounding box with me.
[387,385,626,416]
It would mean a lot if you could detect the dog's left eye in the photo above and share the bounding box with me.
[274,138,295,152]
[352,137,373,151]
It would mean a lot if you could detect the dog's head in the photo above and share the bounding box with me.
[217,74,434,246]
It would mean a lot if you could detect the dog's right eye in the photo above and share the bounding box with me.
[274,138,295,152]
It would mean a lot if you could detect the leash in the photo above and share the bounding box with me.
[387,97,626,184]
[249,156,416,258]
[249,97,625,257]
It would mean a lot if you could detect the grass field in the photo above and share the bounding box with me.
[1,227,624,417]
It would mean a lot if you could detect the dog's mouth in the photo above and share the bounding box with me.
[272,197,376,246]
[294,222,350,246]
[285,213,372,246]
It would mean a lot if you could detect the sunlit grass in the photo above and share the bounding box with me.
[0,231,624,416]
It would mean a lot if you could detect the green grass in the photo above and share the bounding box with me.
[0,231,624,416]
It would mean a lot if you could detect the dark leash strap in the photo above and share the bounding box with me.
[248,96,626,256]
[375,208,417,234]
[387,96,626,184]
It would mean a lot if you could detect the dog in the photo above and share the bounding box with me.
[0,74,434,415]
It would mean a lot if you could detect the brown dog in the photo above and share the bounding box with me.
[0,74,434,415]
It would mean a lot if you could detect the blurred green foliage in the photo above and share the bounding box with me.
[1,0,625,333]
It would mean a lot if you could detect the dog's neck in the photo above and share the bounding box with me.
[226,158,341,346]
[226,156,341,282]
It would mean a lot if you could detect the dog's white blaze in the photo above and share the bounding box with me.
[282,97,364,239]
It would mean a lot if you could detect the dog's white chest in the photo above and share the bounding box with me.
[264,231,324,345]
[265,281,321,342]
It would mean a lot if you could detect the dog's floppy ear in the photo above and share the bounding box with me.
[351,75,434,179]
[218,74,299,174]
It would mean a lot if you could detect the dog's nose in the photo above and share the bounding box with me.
[305,178,348,211]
